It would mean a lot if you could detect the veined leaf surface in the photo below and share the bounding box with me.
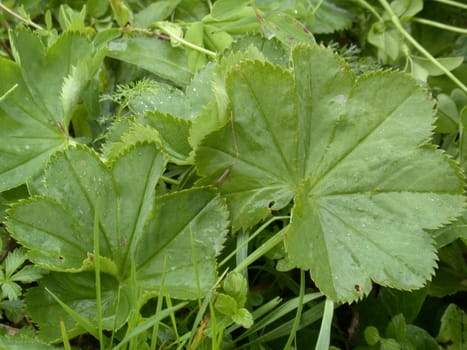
[6,143,229,298]
[0,30,101,192]
[195,45,465,302]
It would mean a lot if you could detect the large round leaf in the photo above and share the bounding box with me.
[195,45,465,302]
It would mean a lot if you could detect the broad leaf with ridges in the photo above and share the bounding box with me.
[7,143,229,297]
[195,45,465,302]
[0,30,101,192]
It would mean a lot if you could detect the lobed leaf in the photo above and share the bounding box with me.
[7,143,229,298]
[0,30,102,192]
[195,45,465,302]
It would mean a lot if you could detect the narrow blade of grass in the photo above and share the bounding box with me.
[114,302,188,350]
[315,298,334,350]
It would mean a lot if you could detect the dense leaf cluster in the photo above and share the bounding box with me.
[0,0,465,349]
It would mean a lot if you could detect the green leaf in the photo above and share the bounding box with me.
[143,112,193,164]
[6,143,227,299]
[0,334,56,350]
[301,0,359,34]
[135,187,229,299]
[11,265,45,284]
[210,0,250,21]
[364,326,381,346]
[110,0,133,26]
[385,314,406,342]
[0,30,100,192]
[1,282,21,301]
[231,308,253,329]
[108,37,193,87]
[263,12,315,47]
[195,45,465,302]
[412,56,464,78]
[222,271,248,307]
[215,293,238,316]
[134,0,182,27]
[436,304,467,350]
[4,248,27,278]
[368,22,401,62]
[26,272,130,341]
[390,0,423,19]
[185,22,208,71]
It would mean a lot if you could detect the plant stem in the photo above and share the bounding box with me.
[283,269,305,349]
[219,216,289,268]
[156,23,217,58]
[412,17,467,34]
[0,3,43,30]
[161,175,180,185]
[315,298,334,350]
[432,0,467,10]
[93,209,104,350]
[378,0,467,93]
[233,227,286,273]
[353,0,383,21]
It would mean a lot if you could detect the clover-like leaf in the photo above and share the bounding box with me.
[195,45,465,302]
[7,143,229,300]
[0,30,102,192]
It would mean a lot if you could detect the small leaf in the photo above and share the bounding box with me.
[11,265,45,284]
[110,0,133,26]
[391,0,423,19]
[4,248,27,277]
[222,271,248,307]
[364,326,381,346]
[231,308,253,329]
[108,37,193,87]
[412,56,464,77]
[1,281,21,300]
[215,293,238,316]
[386,314,407,342]
[210,0,250,21]
[134,0,182,27]
[263,12,315,47]
[303,0,359,34]
[436,304,467,349]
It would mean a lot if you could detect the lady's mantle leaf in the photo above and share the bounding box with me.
[0,30,101,192]
[195,45,465,302]
[7,144,229,299]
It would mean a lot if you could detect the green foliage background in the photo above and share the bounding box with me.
[0,0,465,349]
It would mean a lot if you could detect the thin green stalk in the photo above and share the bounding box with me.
[353,0,383,21]
[236,229,249,279]
[233,228,286,273]
[0,2,44,30]
[412,17,467,34]
[187,270,229,349]
[156,23,217,58]
[0,84,18,103]
[432,0,467,10]
[161,175,180,186]
[150,257,168,350]
[93,209,104,350]
[315,299,334,350]
[219,216,289,268]
[378,0,467,93]
[190,227,202,302]
[60,320,72,350]
[283,269,306,349]
[166,295,181,341]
